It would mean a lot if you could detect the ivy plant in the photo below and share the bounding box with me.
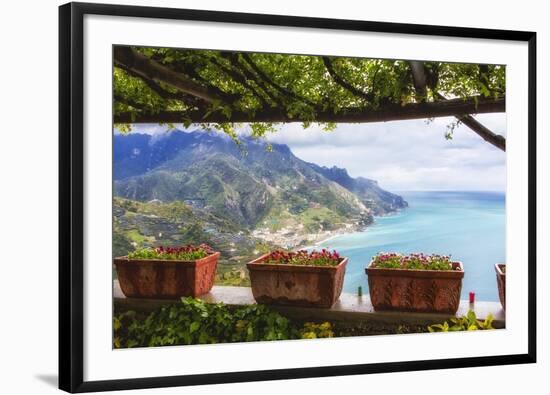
[114,297,334,348]
[428,310,495,332]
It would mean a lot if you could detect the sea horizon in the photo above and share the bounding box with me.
[317,190,505,302]
[390,189,506,195]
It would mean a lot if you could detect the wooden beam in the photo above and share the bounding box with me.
[114,95,505,124]
[437,93,506,151]
[458,114,506,151]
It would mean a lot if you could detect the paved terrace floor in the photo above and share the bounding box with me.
[114,280,505,328]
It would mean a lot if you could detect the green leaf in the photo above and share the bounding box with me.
[126,339,138,348]
[467,310,477,325]
[189,321,200,333]
[114,49,505,149]
[113,317,121,331]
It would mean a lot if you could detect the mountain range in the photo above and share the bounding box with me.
[114,129,406,221]
[113,129,407,282]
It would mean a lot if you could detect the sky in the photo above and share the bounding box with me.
[125,113,506,192]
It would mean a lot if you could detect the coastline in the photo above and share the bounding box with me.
[299,229,355,251]
[300,208,407,250]
[252,207,408,252]
[320,191,505,300]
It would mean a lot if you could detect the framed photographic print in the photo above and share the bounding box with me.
[59,2,537,393]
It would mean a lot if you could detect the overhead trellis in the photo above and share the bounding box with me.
[113,46,506,151]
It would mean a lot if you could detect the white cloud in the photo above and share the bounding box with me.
[126,113,507,192]
[265,114,506,191]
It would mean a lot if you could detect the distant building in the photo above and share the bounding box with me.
[182,198,206,208]
[363,199,375,208]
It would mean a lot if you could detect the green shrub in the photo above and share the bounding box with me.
[114,298,334,348]
[300,322,334,339]
[428,310,495,332]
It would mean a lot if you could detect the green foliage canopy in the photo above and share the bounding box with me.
[113,46,505,145]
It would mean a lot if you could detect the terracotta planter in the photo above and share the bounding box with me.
[247,254,348,308]
[495,263,506,309]
[114,251,220,299]
[365,261,464,314]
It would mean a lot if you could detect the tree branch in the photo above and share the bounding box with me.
[114,95,505,124]
[408,60,505,152]
[409,60,428,102]
[438,93,506,151]
[231,54,285,108]
[167,60,240,104]
[115,64,207,111]
[322,57,373,102]
[114,94,148,111]
[240,53,317,108]
[234,55,285,108]
[205,54,271,108]
[220,52,287,108]
[457,114,506,151]
[114,46,221,103]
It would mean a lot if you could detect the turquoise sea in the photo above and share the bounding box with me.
[318,191,505,302]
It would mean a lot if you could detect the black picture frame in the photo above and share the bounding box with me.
[59,2,537,392]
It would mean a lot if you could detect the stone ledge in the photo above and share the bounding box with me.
[114,280,505,328]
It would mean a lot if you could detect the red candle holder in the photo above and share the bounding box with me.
[469,292,475,304]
